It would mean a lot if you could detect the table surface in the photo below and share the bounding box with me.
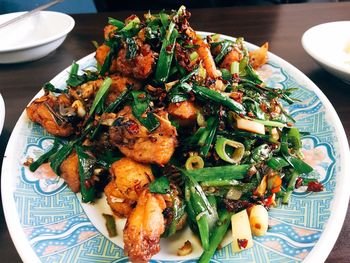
[1,2,350,262]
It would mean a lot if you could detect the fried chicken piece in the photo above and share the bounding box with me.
[124,189,166,263]
[220,49,242,70]
[26,94,75,137]
[95,42,157,80]
[110,157,154,201]
[167,100,197,126]
[104,182,136,217]
[60,151,80,193]
[249,42,269,69]
[109,106,177,166]
[69,75,141,105]
[104,25,117,40]
[104,157,154,217]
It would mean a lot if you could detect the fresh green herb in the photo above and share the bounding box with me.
[108,17,125,29]
[192,85,246,115]
[149,176,170,194]
[50,141,75,175]
[76,145,96,203]
[103,213,117,237]
[214,40,232,63]
[29,138,61,172]
[155,6,186,83]
[43,83,67,93]
[131,90,160,132]
[89,77,112,116]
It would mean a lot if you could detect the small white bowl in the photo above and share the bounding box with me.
[0,11,75,64]
[302,21,350,83]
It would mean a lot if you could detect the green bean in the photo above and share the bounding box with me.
[198,209,232,263]
[185,164,250,182]
[200,179,242,187]
[199,117,219,157]
[183,170,218,250]
[217,130,277,143]
[192,85,246,115]
[267,157,289,170]
[108,17,125,29]
[155,6,186,83]
[282,170,299,204]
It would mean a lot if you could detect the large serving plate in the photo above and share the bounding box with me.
[2,32,350,263]
[0,93,4,134]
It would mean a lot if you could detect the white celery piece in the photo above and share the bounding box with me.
[231,210,253,252]
[236,118,265,135]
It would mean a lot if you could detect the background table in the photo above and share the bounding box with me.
[1,2,349,262]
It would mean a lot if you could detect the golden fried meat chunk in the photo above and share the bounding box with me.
[104,157,154,217]
[26,94,75,137]
[60,151,80,193]
[167,100,197,126]
[95,42,157,80]
[109,106,177,166]
[123,189,166,263]
[69,75,141,106]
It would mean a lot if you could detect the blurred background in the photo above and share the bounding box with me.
[0,0,347,14]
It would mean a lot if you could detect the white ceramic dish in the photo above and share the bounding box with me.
[2,33,350,263]
[0,11,75,64]
[0,94,4,134]
[302,21,350,83]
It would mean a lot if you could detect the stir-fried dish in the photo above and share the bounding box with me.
[25,6,323,263]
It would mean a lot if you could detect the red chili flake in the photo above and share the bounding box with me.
[307,181,324,192]
[255,223,261,230]
[149,136,157,143]
[237,238,248,249]
[84,179,92,190]
[125,14,137,23]
[229,91,243,103]
[125,120,139,135]
[263,195,274,207]
[260,103,268,113]
[233,73,239,79]
[166,44,174,53]
[247,111,255,117]
[137,93,146,99]
[23,157,34,166]
[295,177,303,189]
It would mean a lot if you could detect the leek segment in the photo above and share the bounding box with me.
[215,136,245,164]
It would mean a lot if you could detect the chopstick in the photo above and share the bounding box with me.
[0,0,64,30]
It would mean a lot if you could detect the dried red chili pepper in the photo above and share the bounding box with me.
[125,120,139,135]
[307,181,324,192]
[295,177,303,189]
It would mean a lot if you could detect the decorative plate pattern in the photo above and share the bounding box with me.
[2,33,350,263]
